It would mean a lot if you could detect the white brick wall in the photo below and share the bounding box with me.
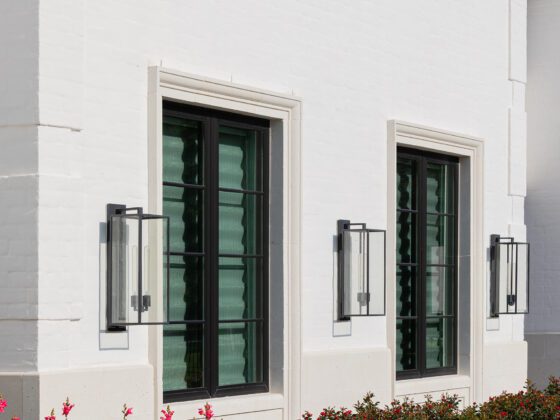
[526,0,560,333]
[0,0,40,372]
[16,0,530,366]
[0,0,531,416]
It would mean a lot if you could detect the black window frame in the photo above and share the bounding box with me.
[162,101,270,402]
[396,146,459,380]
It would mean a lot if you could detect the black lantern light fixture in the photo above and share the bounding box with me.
[337,219,386,320]
[107,204,170,329]
[490,234,530,317]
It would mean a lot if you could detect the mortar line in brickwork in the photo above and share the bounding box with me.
[0,123,82,131]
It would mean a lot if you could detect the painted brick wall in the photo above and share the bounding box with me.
[0,0,530,416]
[9,0,527,366]
[525,0,560,388]
[0,0,39,372]
[526,0,560,334]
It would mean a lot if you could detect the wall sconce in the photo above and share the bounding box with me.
[337,220,386,320]
[490,234,530,317]
[107,204,170,329]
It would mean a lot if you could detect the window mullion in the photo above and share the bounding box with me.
[418,155,427,375]
[206,116,219,397]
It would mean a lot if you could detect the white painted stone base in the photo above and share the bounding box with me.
[0,365,153,420]
[526,333,560,389]
[301,347,392,415]
[482,341,528,400]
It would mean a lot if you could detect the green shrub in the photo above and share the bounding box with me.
[302,377,560,419]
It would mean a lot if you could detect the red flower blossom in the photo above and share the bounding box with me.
[122,404,133,419]
[62,397,74,418]
[160,405,174,420]
[45,408,56,420]
[198,403,214,419]
[0,395,7,413]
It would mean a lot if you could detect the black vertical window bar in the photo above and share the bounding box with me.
[137,208,143,324]
[515,242,519,314]
[366,230,370,316]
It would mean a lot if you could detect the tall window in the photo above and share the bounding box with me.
[162,102,269,401]
[396,147,458,379]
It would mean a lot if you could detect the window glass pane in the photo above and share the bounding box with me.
[426,266,454,316]
[163,185,203,253]
[425,317,454,369]
[218,322,262,386]
[163,324,204,392]
[427,163,455,214]
[219,257,260,320]
[166,255,204,322]
[219,192,259,255]
[163,116,203,185]
[397,266,417,317]
[396,319,417,371]
[396,212,417,264]
[426,214,455,265]
[219,126,259,191]
[397,158,417,210]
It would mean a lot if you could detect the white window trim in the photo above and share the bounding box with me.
[147,67,302,420]
[387,120,485,402]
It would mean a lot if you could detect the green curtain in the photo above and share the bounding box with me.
[162,116,204,392]
[218,126,258,386]
[425,163,454,369]
[161,116,260,392]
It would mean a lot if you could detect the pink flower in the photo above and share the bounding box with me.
[62,397,75,417]
[160,405,174,420]
[198,403,214,419]
[0,395,7,413]
[122,404,133,419]
[45,408,56,420]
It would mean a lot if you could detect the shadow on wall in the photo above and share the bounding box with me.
[527,333,560,389]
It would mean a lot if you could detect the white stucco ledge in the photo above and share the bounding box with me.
[396,374,471,399]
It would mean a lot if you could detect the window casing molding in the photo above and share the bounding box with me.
[387,121,485,402]
[148,67,302,420]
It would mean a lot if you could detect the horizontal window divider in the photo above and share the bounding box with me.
[167,319,206,325]
[397,262,418,267]
[397,208,418,213]
[163,181,205,189]
[426,211,455,217]
[218,186,264,195]
[168,251,205,257]
[425,315,455,319]
[219,253,263,258]
[218,318,263,324]
[163,388,211,404]
[425,263,455,268]
[396,316,418,320]
[213,382,269,398]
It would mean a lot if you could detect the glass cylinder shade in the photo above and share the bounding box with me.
[107,205,170,327]
[338,220,386,318]
[491,235,529,316]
